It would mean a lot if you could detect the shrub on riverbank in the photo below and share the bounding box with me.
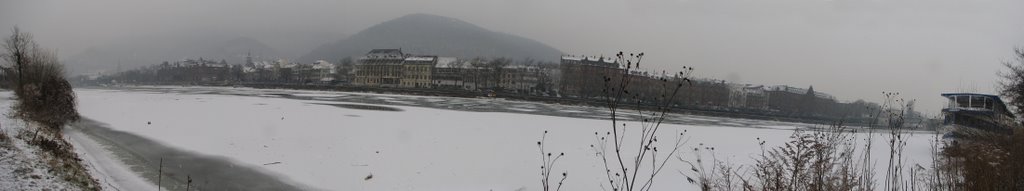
[929,120,1024,190]
[3,27,79,132]
[3,27,97,190]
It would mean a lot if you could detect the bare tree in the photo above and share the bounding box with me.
[538,130,568,191]
[1,26,34,91]
[486,57,510,91]
[455,59,469,89]
[2,27,79,132]
[591,52,693,191]
[2,27,95,190]
[999,48,1024,114]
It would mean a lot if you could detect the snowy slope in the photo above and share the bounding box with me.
[1,90,157,191]
[74,88,937,190]
[0,91,86,190]
[67,128,158,191]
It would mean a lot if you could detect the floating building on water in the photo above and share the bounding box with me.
[940,93,1018,137]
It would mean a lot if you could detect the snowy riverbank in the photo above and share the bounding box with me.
[0,91,83,190]
[73,87,937,190]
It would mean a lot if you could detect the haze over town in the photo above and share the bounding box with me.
[3,0,1024,112]
[6,0,1024,190]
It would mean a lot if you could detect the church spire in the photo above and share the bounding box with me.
[246,50,253,65]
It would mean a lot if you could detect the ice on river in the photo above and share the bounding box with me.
[75,87,936,190]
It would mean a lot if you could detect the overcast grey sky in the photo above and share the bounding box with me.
[2,0,1023,113]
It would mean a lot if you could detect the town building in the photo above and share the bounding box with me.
[728,84,770,110]
[354,49,406,87]
[675,79,731,108]
[242,60,279,82]
[334,58,356,84]
[619,70,674,104]
[166,58,230,82]
[766,85,835,116]
[310,60,337,84]
[433,57,473,90]
[499,65,543,94]
[401,56,436,88]
[558,55,621,98]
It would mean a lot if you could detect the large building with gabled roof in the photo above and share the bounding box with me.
[355,49,407,87]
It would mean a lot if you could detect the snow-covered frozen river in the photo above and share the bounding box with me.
[73,86,937,190]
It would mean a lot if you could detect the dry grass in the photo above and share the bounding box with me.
[690,92,919,191]
[0,128,10,149]
[689,90,1024,191]
[687,123,867,191]
[14,126,100,191]
[924,128,1024,190]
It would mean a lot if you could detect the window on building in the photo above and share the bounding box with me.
[956,96,970,108]
[971,96,986,109]
[986,98,995,110]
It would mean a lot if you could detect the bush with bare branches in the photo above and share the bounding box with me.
[689,92,922,191]
[537,130,568,191]
[928,127,1024,190]
[586,52,693,191]
[687,123,866,191]
[2,27,95,190]
[2,27,79,132]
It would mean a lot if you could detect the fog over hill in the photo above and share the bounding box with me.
[4,0,1023,112]
[62,13,564,75]
[300,13,564,63]
[64,35,282,75]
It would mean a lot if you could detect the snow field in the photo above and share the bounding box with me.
[75,88,936,190]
